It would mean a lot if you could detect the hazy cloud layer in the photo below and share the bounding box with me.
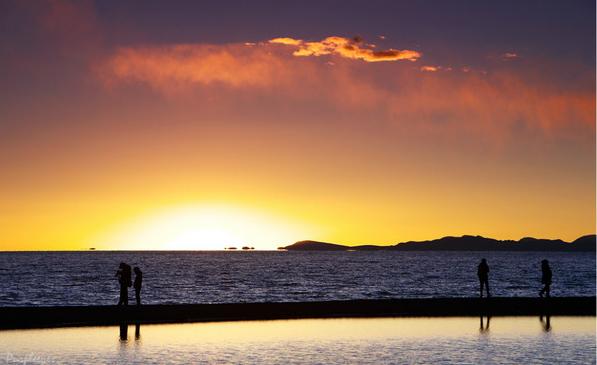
[99,44,286,90]
[98,40,594,142]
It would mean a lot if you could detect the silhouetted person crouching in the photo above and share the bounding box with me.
[134,267,143,306]
[477,259,490,298]
[539,259,552,298]
[116,262,132,305]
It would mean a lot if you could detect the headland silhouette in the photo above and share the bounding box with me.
[279,234,596,251]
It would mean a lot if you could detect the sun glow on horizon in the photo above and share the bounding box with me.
[93,204,317,250]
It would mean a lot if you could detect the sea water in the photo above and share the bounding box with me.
[0,251,593,306]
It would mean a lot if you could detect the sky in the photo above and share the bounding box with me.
[0,0,595,250]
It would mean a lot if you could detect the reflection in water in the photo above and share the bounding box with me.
[540,315,551,332]
[119,323,128,342]
[0,317,592,364]
[119,323,142,342]
[479,316,491,333]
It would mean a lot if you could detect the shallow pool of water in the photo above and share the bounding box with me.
[0,316,594,364]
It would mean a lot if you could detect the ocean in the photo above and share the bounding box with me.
[0,251,594,306]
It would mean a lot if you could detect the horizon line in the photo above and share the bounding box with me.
[2,233,594,252]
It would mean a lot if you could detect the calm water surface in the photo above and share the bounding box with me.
[0,317,594,364]
[0,251,594,306]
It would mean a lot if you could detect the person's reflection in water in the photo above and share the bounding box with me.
[119,323,128,342]
[135,323,141,341]
[479,316,491,333]
[540,314,551,332]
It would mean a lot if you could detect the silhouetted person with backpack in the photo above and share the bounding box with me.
[477,258,490,298]
[116,262,132,305]
[539,259,552,298]
[133,267,143,306]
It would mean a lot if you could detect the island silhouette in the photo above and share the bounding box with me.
[278,234,596,251]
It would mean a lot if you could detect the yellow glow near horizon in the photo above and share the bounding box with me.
[93,204,317,250]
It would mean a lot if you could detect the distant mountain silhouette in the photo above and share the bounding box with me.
[279,234,596,252]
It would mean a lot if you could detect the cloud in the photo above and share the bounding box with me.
[269,37,302,46]
[269,36,421,62]
[420,65,453,72]
[420,65,439,72]
[383,70,594,141]
[98,44,293,91]
[502,52,519,60]
[2,0,103,64]
[97,39,594,142]
[40,0,99,37]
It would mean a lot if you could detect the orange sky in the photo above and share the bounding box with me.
[0,1,594,250]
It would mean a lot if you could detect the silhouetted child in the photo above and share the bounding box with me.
[539,259,552,298]
[133,267,143,306]
[116,262,132,305]
[477,258,490,298]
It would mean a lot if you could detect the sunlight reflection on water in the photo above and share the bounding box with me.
[0,316,594,364]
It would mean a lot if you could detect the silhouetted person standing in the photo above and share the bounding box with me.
[477,259,490,298]
[116,262,132,305]
[133,267,143,306]
[539,259,552,298]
